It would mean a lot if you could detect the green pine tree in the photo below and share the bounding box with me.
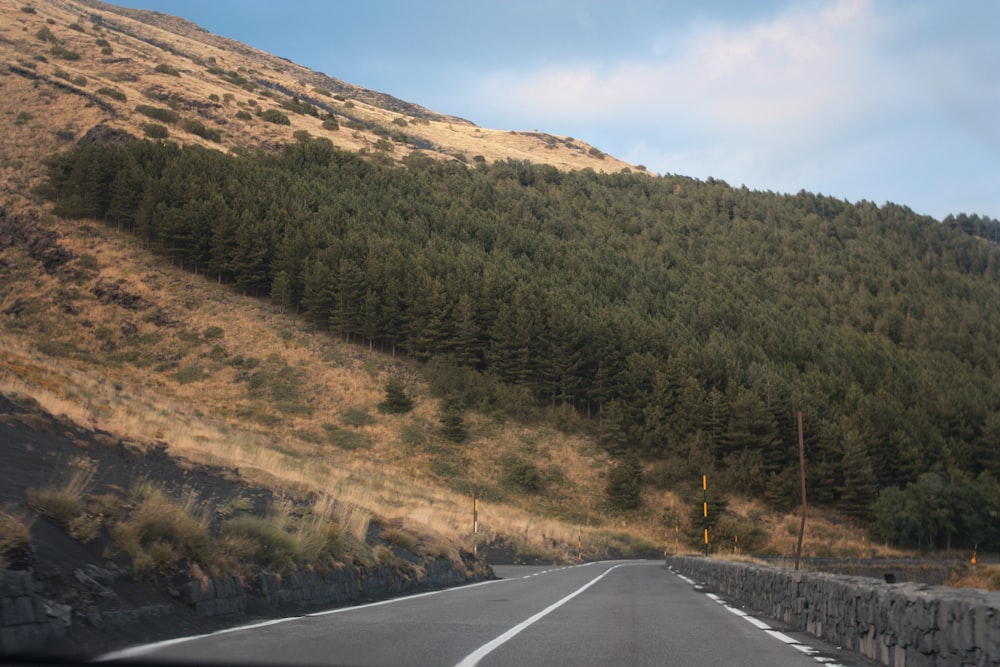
[439,395,468,443]
[378,377,414,414]
[605,451,642,511]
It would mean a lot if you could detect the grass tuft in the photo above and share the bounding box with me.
[109,485,212,578]
[0,508,35,569]
[221,515,301,569]
[379,527,417,551]
[27,457,96,526]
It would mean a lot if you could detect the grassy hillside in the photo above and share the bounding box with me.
[0,0,630,184]
[3,0,999,579]
[0,0,660,567]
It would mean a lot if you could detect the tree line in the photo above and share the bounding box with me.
[42,137,1000,550]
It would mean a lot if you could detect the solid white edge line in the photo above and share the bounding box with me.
[743,615,772,630]
[453,563,628,667]
[97,560,609,662]
[96,617,296,662]
[671,570,849,667]
[307,578,500,617]
[97,578,504,661]
[766,629,799,644]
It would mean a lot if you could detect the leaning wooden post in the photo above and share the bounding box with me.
[794,411,807,571]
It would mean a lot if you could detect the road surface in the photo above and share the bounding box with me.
[102,561,871,666]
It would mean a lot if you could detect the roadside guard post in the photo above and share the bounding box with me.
[703,475,708,556]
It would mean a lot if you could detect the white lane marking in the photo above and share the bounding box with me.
[98,561,609,662]
[96,577,503,661]
[454,563,629,667]
[307,577,501,617]
[670,569,846,667]
[792,643,821,655]
[96,617,297,662]
[766,629,800,644]
[744,615,772,630]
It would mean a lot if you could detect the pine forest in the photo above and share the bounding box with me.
[42,136,1000,551]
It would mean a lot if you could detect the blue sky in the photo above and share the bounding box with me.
[112,0,999,221]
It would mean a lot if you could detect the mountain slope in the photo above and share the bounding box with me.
[0,0,661,563]
[4,0,1000,573]
[1,0,632,194]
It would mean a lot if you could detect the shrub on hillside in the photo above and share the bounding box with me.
[135,104,179,124]
[49,45,80,60]
[142,123,169,139]
[180,119,221,143]
[501,456,544,493]
[340,407,376,427]
[95,87,126,101]
[260,108,290,125]
[154,63,180,76]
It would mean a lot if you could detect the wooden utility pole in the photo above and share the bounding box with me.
[794,411,807,571]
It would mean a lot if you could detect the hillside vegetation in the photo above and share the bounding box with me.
[0,0,651,571]
[42,136,1000,553]
[0,0,627,190]
[2,0,1000,572]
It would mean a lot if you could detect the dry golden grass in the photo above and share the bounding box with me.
[946,564,1000,591]
[0,0,634,182]
[26,455,96,524]
[0,210,635,560]
[0,506,35,568]
[1,0,910,566]
[109,482,214,577]
[0,219,906,564]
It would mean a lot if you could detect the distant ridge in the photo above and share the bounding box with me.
[74,0,472,124]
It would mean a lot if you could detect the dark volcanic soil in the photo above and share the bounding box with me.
[0,392,283,658]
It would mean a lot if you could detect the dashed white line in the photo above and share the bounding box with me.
[453,563,628,667]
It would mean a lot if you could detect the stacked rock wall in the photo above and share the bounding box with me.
[670,556,1000,667]
[0,570,65,655]
[1,555,483,657]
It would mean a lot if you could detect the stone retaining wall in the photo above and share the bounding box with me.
[1,555,485,657]
[670,556,1000,667]
[0,570,65,656]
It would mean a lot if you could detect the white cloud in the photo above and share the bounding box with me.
[465,0,918,197]
[476,0,887,135]
[455,0,998,218]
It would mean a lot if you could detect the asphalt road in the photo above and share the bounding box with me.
[102,561,872,667]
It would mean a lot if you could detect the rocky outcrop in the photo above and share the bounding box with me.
[0,206,73,275]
